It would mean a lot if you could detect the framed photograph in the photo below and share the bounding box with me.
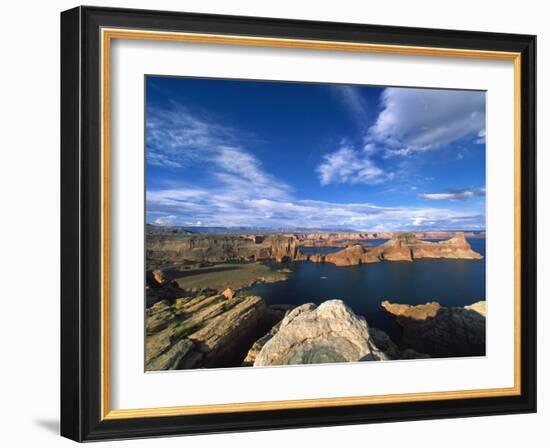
[61,6,536,442]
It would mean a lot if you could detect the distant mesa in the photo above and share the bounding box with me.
[308,232,482,267]
[146,233,306,264]
[146,229,482,267]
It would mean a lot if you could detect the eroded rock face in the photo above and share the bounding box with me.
[308,232,482,267]
[253,300,388,366]
[381,300,486,357]
[145,274,194,307]
[465,300,487,317]
[222,288,235,299]
[376,238,413,261]
[369,328,429,360]
[324,245,366,266]
[242,304,297,366]
[145,294,267,370]
[146,233,306,264]
[380,301,441,320]
[409,232,483,260]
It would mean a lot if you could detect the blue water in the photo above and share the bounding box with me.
[300,239,389,256]
[244,238,486,337]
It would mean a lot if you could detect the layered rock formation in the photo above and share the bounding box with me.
[375,238,414,261]
[147,230,481,268]
[308,232,482,267]
[381,300,486,357]
[408,233,483,260]
[146,292,482,369]
[465,300,487,317]
[145,270,195,307]
[368,328,430,360]
[147,233,306,264]
[253,300,389,366]
[146,294,268,370]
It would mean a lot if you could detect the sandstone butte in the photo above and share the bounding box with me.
[308,232,483,267]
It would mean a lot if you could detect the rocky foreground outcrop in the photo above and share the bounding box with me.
[252,300,390,366]
[146,294,268,370]
[146,294,484,370]
[381,300,486,357]
[309,232,482,266]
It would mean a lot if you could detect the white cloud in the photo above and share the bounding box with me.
[316,146,386,186]
[475,129,486,144]
[368,88,485,155]
[418,188,486,201]
[145,93,486,231]
[147,187,484,230]
[146,104,236,167]
[146,103,291,201]
[153,215,177,226]
[213,147,290,199]
[332,85,369,126]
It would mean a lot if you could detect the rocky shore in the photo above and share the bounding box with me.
[146,283,486,369]
[144,228,485,370]
[146,293,269,370]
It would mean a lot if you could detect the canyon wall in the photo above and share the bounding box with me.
[147,233,306,264]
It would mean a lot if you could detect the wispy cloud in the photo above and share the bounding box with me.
[146,89,486,231]
[153,215,177,226]
[146,103,291,200]
[418,188,486,201]
[316,146,388,186]
[146,103,236,167]
[331,85,369,127]
[147,188,485,230]
[474,129,486,144]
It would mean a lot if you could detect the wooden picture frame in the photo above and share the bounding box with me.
[61,6,536,441]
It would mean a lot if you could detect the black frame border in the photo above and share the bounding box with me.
[61,6,536,442]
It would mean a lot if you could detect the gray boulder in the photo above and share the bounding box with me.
[254,300,388,366]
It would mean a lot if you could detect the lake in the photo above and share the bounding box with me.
[243,238,486,338]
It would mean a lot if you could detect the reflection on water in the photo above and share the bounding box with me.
[244,239,486,337]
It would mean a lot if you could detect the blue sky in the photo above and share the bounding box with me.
[145,76,486,231]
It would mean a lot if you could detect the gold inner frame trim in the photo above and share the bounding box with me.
[100,27,522,420]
